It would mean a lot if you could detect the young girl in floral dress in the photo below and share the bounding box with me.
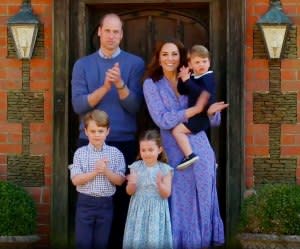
[123,129,173,249]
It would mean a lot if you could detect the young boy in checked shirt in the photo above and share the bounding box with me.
[69,109,126,249]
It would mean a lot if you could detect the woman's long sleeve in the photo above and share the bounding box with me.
[143,79,186,130]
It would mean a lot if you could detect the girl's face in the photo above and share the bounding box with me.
[139,140,162,167]
[84,120,110,149]
[159,43,180,74]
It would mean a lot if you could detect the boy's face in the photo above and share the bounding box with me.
[188,55,210,76]
[84,120,110,149]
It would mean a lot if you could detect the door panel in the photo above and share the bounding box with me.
[88,7,209,63]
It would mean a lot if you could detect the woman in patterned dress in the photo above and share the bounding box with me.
[123,129,173,249]
[143,39,227,249]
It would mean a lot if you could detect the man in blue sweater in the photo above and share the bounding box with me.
[71,13,145,249]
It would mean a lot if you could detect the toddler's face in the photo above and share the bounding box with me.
[188,55,210,76]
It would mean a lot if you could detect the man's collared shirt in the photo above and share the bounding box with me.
[99,47,121,59]
[69,143,126,197]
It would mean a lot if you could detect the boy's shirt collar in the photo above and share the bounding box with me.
[88,143,106,152]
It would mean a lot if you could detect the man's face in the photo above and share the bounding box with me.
[98,16,123,53]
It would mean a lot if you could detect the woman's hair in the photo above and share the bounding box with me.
[144,38,188,82]
[137,129,168,163]
[83,109,110,129]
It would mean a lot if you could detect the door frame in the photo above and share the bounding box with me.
[52,0,245,248]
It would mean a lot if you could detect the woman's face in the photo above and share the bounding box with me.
[159,43,180,73]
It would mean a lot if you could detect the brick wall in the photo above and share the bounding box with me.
[0,0,52,248]
[245,0,300,188]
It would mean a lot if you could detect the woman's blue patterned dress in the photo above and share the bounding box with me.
[143,77,224,249]
[122,160,173,249]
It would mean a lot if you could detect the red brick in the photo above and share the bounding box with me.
[0,155,7,164]
[7,5,21,16]
[30,123,48,132]
[246,145,269,156]
[37,224,50,234]
[281,146,300,156]
[246,176,254,189]
[293,135,300,144]
[0,134,7,143]
[44,175,51,186]
[0,6,8,16]
[0,1,22,4]
[281,134,295,145]
[0,144,22,154]
[31,144,51,154]
[37,213,50,225]
[282,124,300,134]
[281,82,300,92]
[37,204,50,217]
[41,187,50,203]
[254,5,269,16]
[31,132,51,144]
[0,165,7,175]
[281,69,298,81]
[283,5,298,15]
[282,59,300,69]
[253,132,268,145]
[0,123,21,133]
[26,187,42,203]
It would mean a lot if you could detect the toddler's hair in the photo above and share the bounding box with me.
[83,109,110,128]
[138,129,168,163]
[189,45,210,60]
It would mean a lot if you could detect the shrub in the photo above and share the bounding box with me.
[239,184,300,235]
[0,181,37,236]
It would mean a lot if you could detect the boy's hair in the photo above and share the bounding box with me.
[137,129,168,163]
[189,45,210,60]
[83,110,110,129]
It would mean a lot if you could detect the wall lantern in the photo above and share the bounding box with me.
[7,2,40,59]
[257,0,292,59]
